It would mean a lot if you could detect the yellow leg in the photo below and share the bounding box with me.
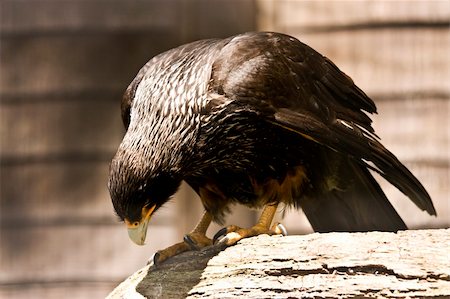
[184,211,212,249]
[258,202,279,228]
[192,211,212,234]
[213,203,287,246]
[153,211,213,265]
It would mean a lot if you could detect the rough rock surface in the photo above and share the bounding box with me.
[107,229,450,298]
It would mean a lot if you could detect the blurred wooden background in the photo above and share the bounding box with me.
[1,1,449,298]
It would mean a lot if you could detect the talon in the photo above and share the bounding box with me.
[183,234,198,249]
[214,234,227,245]
[221,231,245,246]
[150,252,160,265]
[213,227,229,244]
[273,223,288,236]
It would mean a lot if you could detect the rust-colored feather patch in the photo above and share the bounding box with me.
[251,166,308,206]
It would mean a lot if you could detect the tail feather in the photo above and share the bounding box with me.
[300,153,407,232]
[274,109,436,216]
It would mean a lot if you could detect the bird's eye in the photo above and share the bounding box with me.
[133,222,139,227]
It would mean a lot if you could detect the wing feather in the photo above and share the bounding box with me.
[274,108,435,215]
[211,32,435,216]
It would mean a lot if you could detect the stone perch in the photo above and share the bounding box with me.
[107,229,449,298]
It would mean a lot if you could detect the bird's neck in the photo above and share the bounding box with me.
[119,111,199,176]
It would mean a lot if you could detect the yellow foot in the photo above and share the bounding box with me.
[151,232,212,265]
[213,222,287,246]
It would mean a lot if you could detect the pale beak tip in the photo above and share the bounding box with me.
[127,226,148,246]
[126,205,155,246]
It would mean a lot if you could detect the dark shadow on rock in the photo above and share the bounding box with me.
[136,244,226,298]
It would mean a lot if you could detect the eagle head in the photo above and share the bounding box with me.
[108,147,182,245]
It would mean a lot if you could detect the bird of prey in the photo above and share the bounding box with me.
[108,32,436,264]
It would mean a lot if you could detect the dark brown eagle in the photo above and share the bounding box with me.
[108,32,436,264]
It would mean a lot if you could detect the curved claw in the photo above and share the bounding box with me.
[213,223,288,246]
[147,252,159,266]
[273,223,288,236]
[184,234,200,250]
[212,227,229,244]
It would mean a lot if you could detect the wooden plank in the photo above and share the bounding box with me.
[1,162,113,225]
[257,1,450,95]
[0,224,178,282]
[0,162,178,226]
[257,0,450,30]
[2,28,448,99]
[178,0,256,42]
[1,0,256,38]
[291,28,450,95]
[0,98,123,158]
[0,1,255,95]
[1,0,179,34]
[373,97,449,163]
[0,32,180,95]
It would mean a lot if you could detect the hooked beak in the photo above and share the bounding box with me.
[126,204,156,245]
